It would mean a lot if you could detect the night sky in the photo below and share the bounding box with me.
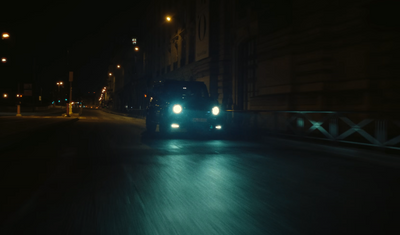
[1,1,145,98]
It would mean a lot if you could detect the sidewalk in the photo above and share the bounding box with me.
[0,107,66,117]
[261,135,400,168]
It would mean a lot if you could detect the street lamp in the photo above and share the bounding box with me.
[1,57,6,63]
[57,82,63,105]
[117,65,121,68]
[134,46,139,51]
[2,32,9,40]
[166,16,171,22]
[57,81,63,91]
[3,93,7,98]
[109,73,112,76]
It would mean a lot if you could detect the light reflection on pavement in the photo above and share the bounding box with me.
[0,110,398,235]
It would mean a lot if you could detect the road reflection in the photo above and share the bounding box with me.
[128,138,268,234]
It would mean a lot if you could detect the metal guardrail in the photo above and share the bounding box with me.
[223,110,400,150]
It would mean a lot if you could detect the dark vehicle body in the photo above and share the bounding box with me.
[146,80,223,133]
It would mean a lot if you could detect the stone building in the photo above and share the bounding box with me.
[136,0,400,112]
[233,0,400,111]
[141,0,234,109]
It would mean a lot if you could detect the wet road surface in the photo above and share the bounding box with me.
[1,109,399,235]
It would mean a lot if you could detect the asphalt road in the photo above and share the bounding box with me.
[0,109,399,235]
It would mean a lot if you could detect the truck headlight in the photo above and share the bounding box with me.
[173,104,182,114]
[212,106,220,115]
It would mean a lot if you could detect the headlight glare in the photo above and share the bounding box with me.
[212,106,220,115]
[173,104,182,114]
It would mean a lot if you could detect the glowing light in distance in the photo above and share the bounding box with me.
[134,47,139,51]
[173,104,182,114]
[1,58,7,63]
[212,106,220,115]
[117,65,121,68]
[109,73,112,76]
[2,33,9,39]
[166,16,171,22]
[171,124,179,128]
[215,125,222,130]
[3,94,7,98]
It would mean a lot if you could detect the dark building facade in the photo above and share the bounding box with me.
[141,0,234,109]
[112,0,400,113]
[233,0,400,112]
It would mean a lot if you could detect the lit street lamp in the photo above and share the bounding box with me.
[134,46,139,51]
[117,65,121,69]
[166,16,171,22]
[3,93,7,98]
[57,81,63,92]
[1,57,7,63]
[2,32,9,40]
[56,82,63,105]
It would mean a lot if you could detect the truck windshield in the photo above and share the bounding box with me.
[158,82,209,99]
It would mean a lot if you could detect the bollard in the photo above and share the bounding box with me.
[16,104,21,116]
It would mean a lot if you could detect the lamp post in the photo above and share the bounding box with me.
[57,82,63,107]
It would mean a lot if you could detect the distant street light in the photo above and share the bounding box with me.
[3,93,8,98]
[166,16,171,22]
[57,82,63,102]
[109,73,112,76]
[117,65,121,68]
[2,33,9,39]
[134,46,139,51]
[1,57,7,63]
